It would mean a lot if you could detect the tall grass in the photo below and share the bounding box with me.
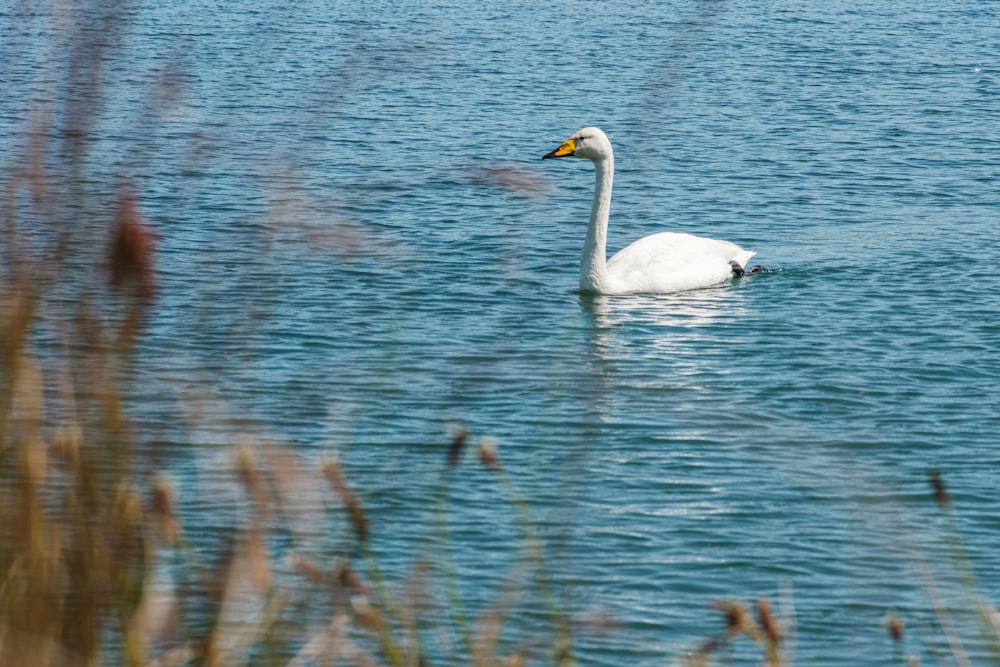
[2,3,577,664]
[2,115,572,664]
[2,3,998,666]
[1,224,574,665]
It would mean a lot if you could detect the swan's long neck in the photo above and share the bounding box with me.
[580,155,613,292]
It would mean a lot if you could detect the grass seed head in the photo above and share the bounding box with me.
[757,597,781,646]
[337,562,372,597]
[447,429,468,468]
[714,600,755,638]
[478,437,501,470]
[929,471,951,508]
[322,456,369,543]
[151,475,179,544]
[351,596,387,630]
[344,494,370,543]
[236,445,266,502]
[110,184,158,305]
[885,614,905,642]
[322,456,348,496]
[292,554,327,583]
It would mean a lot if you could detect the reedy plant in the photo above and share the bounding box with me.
[1,4,572,664]
[5,3,1000,667]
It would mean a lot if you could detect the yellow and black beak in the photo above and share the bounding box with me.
[542,137,577,159]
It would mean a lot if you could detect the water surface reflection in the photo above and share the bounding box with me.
[580,285,747,336]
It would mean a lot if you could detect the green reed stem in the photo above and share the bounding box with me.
[485,462,575,667]
[434,468,473,660]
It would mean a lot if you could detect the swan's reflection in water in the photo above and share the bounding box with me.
[581,284,747,358]
[583,286,745,324]
[573,285,749,425]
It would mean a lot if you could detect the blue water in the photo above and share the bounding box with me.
[4,0,1000,664]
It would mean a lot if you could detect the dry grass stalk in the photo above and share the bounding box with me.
[929,471,951,509]
[323,456,370,545]
[446,428,468,468]
[478,438,501,470]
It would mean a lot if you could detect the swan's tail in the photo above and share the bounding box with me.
[730,261,775,277]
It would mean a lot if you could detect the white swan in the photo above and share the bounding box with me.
[543,127,757,295]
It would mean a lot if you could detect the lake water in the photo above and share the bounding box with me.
[3,0,1000,664]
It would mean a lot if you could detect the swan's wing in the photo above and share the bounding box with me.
[606,231,755,294]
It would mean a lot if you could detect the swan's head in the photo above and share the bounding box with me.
[542,127,612,162]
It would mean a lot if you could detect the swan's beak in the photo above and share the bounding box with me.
[542,137,577,159]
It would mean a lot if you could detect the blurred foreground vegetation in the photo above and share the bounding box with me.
[2,2,999,666]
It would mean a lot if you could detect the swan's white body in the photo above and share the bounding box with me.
[543,127,755,295]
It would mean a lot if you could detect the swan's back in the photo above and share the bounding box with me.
[605,231,755,295]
